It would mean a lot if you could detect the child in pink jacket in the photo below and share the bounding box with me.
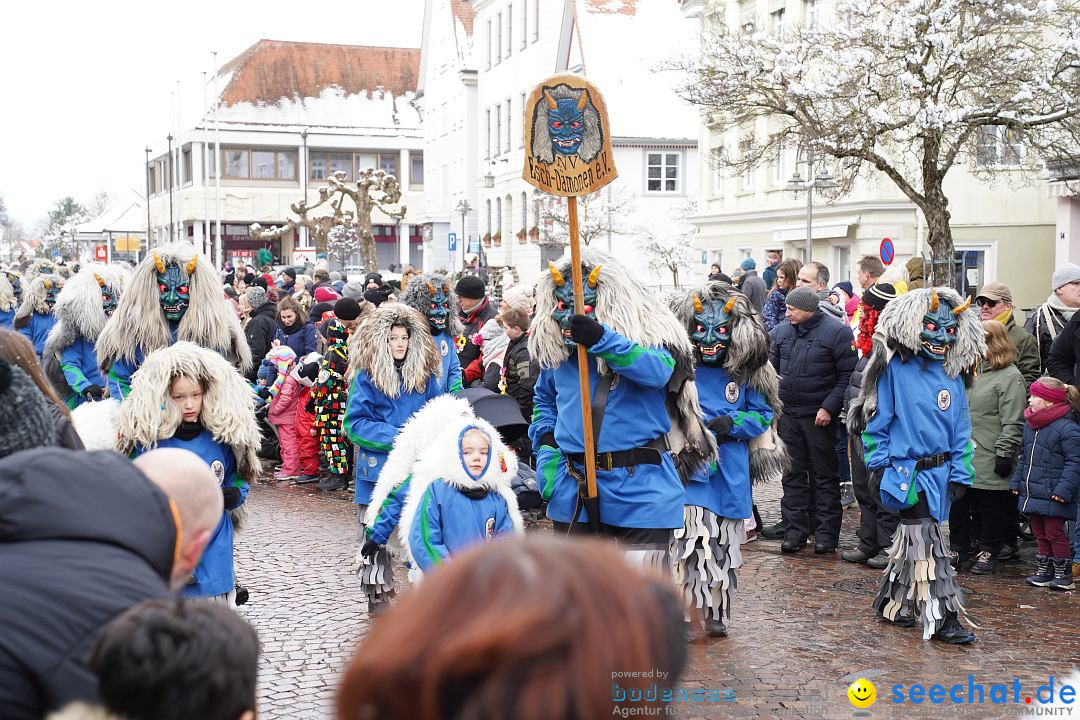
[264,345,301,481]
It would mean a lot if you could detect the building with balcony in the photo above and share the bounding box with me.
[145,39,426,271]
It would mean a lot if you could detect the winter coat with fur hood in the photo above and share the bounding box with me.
[403,417,523,573]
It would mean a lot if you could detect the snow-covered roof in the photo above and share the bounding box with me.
[564,0,699,141]
[74,190,146,234]
[206,40,421,133]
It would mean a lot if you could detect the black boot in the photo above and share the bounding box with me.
[1025,555,1054,587]
[932,613,975,645]
[234,582,249,606]
[318,474,349,491]
[704,615,727,638]
[969,550,999,575]
[761,521,785,540]
[1049,558,1075,591]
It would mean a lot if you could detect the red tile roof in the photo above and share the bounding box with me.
[584,0,637,15]
[450,0,476,36]
[217,40,420,106]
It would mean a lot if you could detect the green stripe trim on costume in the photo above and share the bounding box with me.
[373,475,411,527]
[540,445,560,500]
[961,440,975,483]
[597,344,676,370]
[108,368,130,399]
[861,431,877,460]
[344,427,394,452]
[419,487,442,566]
[733,410,769,428]
[450,377,463,394]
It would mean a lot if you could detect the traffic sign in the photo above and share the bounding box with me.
[468,238,481,254]
[448,232,457,252]
[879,237,895,266]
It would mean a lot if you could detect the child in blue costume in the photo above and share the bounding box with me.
[96,243,251,401]
[116,341,261,602]
[400,273,465,394]
[360,394,476,612]
[669,282,787,639]
[14,273,62,358]
[402,416,523,576]
[42,266,126,407]
[344,303,445,568]
[0,270,21,330]
[851,287,984,644]
[528,248,715,569]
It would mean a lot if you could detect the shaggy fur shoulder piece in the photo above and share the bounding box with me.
[24,259,58,279]
[347,302,441,397]
[847,335,893,436]
[531,247,716,483]
[400,273,464,337]
[874,287,985,380]
[0,271,16,312]
[96,242,252,374]
[115,341,261,486]
[44,265,122,360]
[70,398,122,451]
[670,280,786,483]
[14,273,61,323]
[400,417,523,569]
[364,394,476,554]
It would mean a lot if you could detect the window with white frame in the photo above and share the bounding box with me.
[495,105,503,156]
[740,1,756,32]
[739,248,752,262]
[485,109,491,159]
[533,0,539,41]
[976,125,1024,167]
[521,191,528,231]
[506,5,513,58]
[770,8,785,34]
[486,199,492,236]
[520,0,528,48]
[834,245,851,283]
[486,19,492,69]
[520,92,527,147]
[646,151,681,193]
[495,12,502,63]
[505,99,512,152]
[771,136,786,186]
[737,139,754,192]
[805,0,819,26]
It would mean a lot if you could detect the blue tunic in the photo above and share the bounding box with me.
[862,358,975,523]
[0,308,14,331]
[134,430,248,598]
[343,371,445,505]
[528,325,684,529]
[367,475,411,544]
[58,336,104,407]
[19,312,56,357]
[687,365,773,520]
[433,331,463,394]
[408,478,515,572]
[104,324,178,401]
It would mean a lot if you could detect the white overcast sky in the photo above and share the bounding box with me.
[0,0,424,227]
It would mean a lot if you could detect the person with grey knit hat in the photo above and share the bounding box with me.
[242,285,278,382]
[1027,263,1080,375]
[0,357,56,458]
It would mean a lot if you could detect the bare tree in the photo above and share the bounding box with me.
[638,200,699,288]
[538,186,638,247]
[673,0,1080,285]
[250,169,405,272]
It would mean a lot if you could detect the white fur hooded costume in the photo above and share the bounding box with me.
[400,415,524,576]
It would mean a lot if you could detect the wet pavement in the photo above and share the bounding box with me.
[236,478,1078,720]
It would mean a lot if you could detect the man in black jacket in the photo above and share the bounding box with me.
[768,286,857,554]
[1046,269,1080,384]
[243,285,278,380]
[0,447,222,719]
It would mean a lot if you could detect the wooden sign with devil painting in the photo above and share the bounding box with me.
[522,73,618,197]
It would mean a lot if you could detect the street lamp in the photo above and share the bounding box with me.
[785,147,837,263]
[166,134,175,244]
[144,146,153,250]
[455,198,471,274]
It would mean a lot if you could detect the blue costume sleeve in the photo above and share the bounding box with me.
[447,347,463,395]
[862,363,894,470]
[949,387,976,487]
[728,385,773,441]
[367,475,411,545]
[106,355,138,401]
[588,326,675,390]
[494,496,515,537]
[528,369,557,449]
[343,375,399,453]
[60,342,92,395]
[410,484,449,572]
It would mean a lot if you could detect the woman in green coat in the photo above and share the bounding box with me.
[950,320,1027,574]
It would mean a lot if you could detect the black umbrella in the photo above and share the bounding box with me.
[460,387,528,444]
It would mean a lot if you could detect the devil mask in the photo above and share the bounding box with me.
[545,91,587,157]
[549,262,599,347]
[158,262,190,321]
[919,294,960,361]
[5,272,21,303]
[423,281,451,335]
[43,279,62,310]
[95,274,118,317]
[690,294,734,364]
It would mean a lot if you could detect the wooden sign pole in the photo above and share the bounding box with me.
[566,196,598,503]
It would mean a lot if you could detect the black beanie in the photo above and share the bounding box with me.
[0,359,56,459]
[862,283,897,312]
[282,267,297,279]
[310,301,335,324]
[456,276,486,300]
[334,297,362,321]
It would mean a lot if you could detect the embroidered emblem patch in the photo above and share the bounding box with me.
[725,382,740,404]
[485,517,496,539]
[440,339,449,357]
[368,455,378,468]
[937,389,951,411]
[211,460,225,485]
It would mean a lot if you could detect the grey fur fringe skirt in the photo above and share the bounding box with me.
[671,506,745,621]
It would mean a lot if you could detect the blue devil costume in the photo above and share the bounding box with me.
[42,267,124,407]
[849,288,984,644]
[400,274,464,394]
[669,282,787,638]
[14,274,62,358]
[528,247,714,567]
[96,243,251,401]
[0,270,21,330]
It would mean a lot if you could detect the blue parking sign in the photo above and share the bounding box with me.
[448,232,457,251]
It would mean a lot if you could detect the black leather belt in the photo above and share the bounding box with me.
[568,437,668,471]
[915,453,951,471]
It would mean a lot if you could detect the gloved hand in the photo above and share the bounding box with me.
[538,432,558,450]
[948,482,967,502]
[360,539,381,559]
[257,386,272,399]
[82,384,104,401]
[707,415,734,440]
[994,455,1013,478]
[568,314,604,347]
[222,486,241,507]
[364,285,392,307]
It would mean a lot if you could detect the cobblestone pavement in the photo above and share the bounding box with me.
[237,478,1077,720]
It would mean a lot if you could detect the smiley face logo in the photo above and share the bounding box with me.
[847,678,876,709]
